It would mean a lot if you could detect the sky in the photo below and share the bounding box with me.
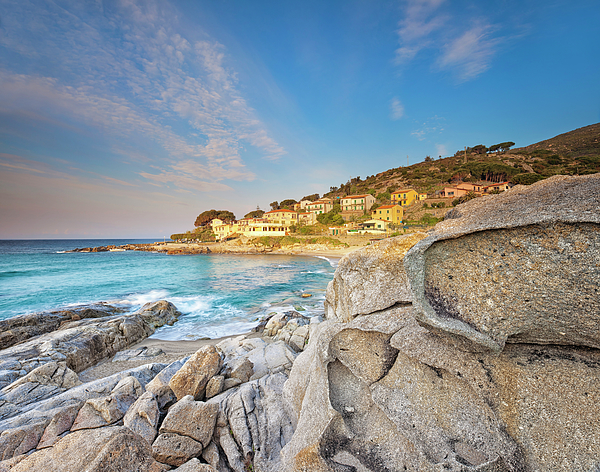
[0,0,598,238]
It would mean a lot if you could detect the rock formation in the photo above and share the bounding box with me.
[282,174,600,471]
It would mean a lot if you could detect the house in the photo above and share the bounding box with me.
[440,187,470,198]
[371,204,403,224]
[210,218,239,240]
[456,182,484,193]
[483,182,512,193]
[359,219,390,234]
[418,193,428,201]
[294,200,312,211]
[264,209,298,224]
[235,218,292,238]
[306,198,334,215]
[297,211,317,225]
[391,189,418,206]
[341,194,376,212]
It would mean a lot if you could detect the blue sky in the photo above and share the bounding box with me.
[0,0,598,238]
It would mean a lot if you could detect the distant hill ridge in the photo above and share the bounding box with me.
[321,122,600,201]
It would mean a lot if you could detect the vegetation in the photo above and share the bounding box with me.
[316,203,344,225]
[195,209,236,227]
[251,236,348,248]
[244,209,265,218]
[171,227,215,242]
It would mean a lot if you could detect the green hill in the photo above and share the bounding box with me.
[322,122,600,200]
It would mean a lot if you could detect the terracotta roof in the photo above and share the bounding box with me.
[264,209,297,214]
[342,194,370,199]
[392,189,416,194]
[374,205,400,210]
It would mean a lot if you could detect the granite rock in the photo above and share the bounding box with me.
[152,432,203,467]
[124,391,160,445]
[205,376,224,399]
[173,458,217,471]
[6,426,167,472]
[71,376,144,431]
[324,232,428,322]
[169,346,222,401]
[159,395,218,447]
[404,173,600,352]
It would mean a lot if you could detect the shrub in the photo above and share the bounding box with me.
[511,173,545,185]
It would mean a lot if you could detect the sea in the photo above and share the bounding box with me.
[0,239,337,341]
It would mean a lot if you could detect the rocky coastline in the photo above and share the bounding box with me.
[0,173,598,471]
[67,238,361,258]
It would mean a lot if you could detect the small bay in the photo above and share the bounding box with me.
[0,239,336,340]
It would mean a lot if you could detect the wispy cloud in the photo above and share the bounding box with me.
[395,0,448,65]
[390,97,405,120]
[411,115,445,140]
[437,23,500,81]
[395,0,507,81]
[0,0,284,194]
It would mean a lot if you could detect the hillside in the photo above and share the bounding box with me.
[322,122,600,201]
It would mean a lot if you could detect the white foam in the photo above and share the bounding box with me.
[312,255,339,268]
[117,289,171,307]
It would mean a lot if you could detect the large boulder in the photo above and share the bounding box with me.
[0,362,81,421]
[0,304,122,350]
[4,426,167,472]
[404,174,600,352]
[159,396,218,447]
[325,232,428,322]
[123,391,160,445]
[71,376,144,431]
[208,372,294,472]
[169,346,222,401]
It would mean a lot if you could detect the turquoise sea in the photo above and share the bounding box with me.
[0,240,337,340]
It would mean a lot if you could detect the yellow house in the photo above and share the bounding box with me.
[264,209,298,224]
[418,193,427,201]
[371,204,403,224]
[391,189,418,206]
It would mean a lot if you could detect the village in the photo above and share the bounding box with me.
[207,180,512,241]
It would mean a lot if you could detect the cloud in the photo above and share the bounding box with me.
[395,0,507,81]
[395,0,447,65]
[0,0,284,195]
[411,115,445,141]
[438,24,500,81]
[390,97,405,120]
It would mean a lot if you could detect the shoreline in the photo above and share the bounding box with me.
[68,238,367,259]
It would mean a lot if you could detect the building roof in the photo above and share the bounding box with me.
[392,188,417,194]
[374,204,400,210]
[342,194,370,199]
[264,209,297,214]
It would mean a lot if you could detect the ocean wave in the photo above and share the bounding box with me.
[116,289,171,307]
[312,255,339,268]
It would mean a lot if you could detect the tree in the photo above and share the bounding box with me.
[489,144,501,153]
[300,193,319,202]
[424,155,433,162]
[499,142,515,152]
[269,201,279,211]
[244,209,265,219]
[194,209,236,227]
[471,145,488,155]
[279,199,297,209]
[194,209,219,227]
